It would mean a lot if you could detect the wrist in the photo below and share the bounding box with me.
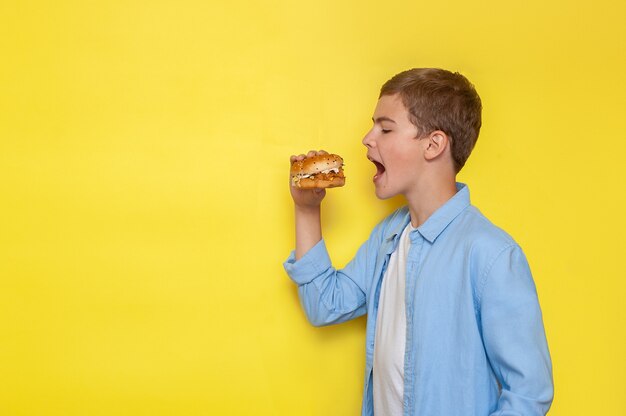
[294,204,321,216]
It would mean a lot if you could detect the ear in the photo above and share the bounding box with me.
[423,130,450,161]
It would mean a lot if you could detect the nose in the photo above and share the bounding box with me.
[362,128,375,148]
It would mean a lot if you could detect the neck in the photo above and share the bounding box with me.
[405,174,458,228]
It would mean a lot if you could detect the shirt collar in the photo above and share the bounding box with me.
[384,182,471,245]
[417,182,471,243]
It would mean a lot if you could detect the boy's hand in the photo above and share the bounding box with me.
[290,150,328,209]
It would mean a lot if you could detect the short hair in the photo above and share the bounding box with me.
[380,68,482,172]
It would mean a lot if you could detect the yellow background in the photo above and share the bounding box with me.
[1,0,625,414]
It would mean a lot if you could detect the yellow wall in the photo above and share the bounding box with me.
[1,0,625,414]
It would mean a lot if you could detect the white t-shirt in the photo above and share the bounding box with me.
[373,223,414,415]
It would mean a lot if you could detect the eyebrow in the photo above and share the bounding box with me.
[373,116,396,124]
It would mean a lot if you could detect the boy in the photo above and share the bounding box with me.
[284,68,553,416]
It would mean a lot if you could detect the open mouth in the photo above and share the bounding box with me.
[371,159,386,181]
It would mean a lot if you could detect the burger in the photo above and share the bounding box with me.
[290,153,345,189]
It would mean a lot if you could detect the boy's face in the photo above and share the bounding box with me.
[362,93,425,200]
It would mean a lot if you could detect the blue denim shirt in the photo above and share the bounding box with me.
[284,184,553,416]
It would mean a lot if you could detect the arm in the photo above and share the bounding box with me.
[294,198,323,260]
[480,245,554,416]
[284,239,370,327]
[290,150,326,260]
[285,150,370,326]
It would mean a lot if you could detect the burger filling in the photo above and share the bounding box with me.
[292,167,344,186]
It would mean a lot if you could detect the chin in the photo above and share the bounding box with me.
[374,185,399,200]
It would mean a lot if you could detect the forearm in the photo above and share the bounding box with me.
[295,205,322,260]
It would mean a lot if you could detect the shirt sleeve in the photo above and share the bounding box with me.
[283,237,373,327]
[480,244,554,416]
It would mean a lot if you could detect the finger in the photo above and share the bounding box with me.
[318,149,328,155]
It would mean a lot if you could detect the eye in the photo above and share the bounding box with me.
[381,129,391,134]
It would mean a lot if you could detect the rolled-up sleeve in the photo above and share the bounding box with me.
[284,238,370,327]
[480,244,554,416]
[284,239,333,286]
